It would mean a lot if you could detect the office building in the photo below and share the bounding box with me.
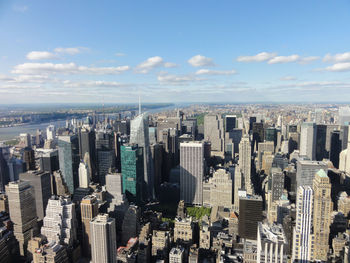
[23,147,35,171]
[121,145,144,204]
[330,130,342,168]
[316,124,327,161]
[81,195,99,258]
[312,169,332,261]
[78,161,90,188]
[37,148,59,174]
[121,205,140,245]
[174,217,194,244]
[238,195,263,240]
[300,122,316,160]
[41,196,77,246]
[130,112,154,199]
[6,180,37,256]
[46,125,56,141]
[252,122,264,150]
[32,242,68,263]
[202,169,232,208]
[225,115,236,132]
[90,214,117,263]
[79,128,97,182]
[58,135,80,194]
[239,135,253,194]
[204,114,224,155]
[152,230,170,259]
[265,127,278,147]
[292,186,314,262]
[96,130,115,185]
[19,170,51,221]
[296,158,327,189]
[0,148,9,192]
[180,141,205,205]
[339,106,350,125]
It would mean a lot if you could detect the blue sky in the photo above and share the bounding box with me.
[1,0,350,104]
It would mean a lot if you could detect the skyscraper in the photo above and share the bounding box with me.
[316,124,327,161]
[41,196,77,246]
[23,147,35,171]
[296,158,328,189]
[6,180,38,256]
[79,161,90,188]
[180,141,205,205]
[312,169,332,261]
[238,195,263,240]
[130,112,153,199]
[239,135,253,194]
[90,214,117,263]
[121,144,144,204]
[300,122,316,160]
[330,130,342,168]
[81,195,99,258]
[58,135,80,194]
[225,115,237,132]
[292,186,314,262]
[0,147,9,192]
[79,128,97,182]
[204,114,224,155]
[37,148,59,174]
[19,170,51,221]
[96,129,115,185]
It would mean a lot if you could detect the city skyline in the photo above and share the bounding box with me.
[0,1,350,103]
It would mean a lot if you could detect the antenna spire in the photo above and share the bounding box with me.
[138,95,141,115]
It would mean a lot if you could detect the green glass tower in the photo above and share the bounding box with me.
[121,144,144,204]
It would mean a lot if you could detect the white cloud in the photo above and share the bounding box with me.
[188,55,214,67]
[323,52,350,63]
[322,62,350,72]
[12,62,130,75]
[268,55,300,64]
[26,51,57,60]
[280,76,297,81]
[237,52,277,62]
[54,47,88,55]
[135,56,177,73]
[63,80,130,88]
[195,69,236,75]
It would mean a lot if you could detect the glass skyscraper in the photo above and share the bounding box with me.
[120,144,144,204]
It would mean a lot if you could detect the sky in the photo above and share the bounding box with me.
[1,1,350,104]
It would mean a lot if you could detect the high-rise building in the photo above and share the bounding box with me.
[41,196,77,246]
[121,205,140,245]
[81,195,99,258]
[265,127,278,147]
[316,124,327,161]
[252,122,264,150]
[174,217,194,244]
[6,180,37,256]
[23,147,35,171]
[225,115,237,132]
[330,130,342,168]
[292,186,314,262]
[90,214,117,263]
[19,133,31,148]
[130,112,154,199]
[78,161,90,188]
[0,148,9,192]
[312,169,333,261]
[32,242,68,263]
[238,195,263,240]
[296,158,328,189]
[300,122,316,160]
[204,114,224,155]
[180,141,205,205]
[270,167,284,202]
[257,222,288,263]
[202,169,232,208]
[121,144,144,204]
[339,127,350,175]
[36,148,59,174]
[58,135,80,194]
[79,128,97,183]
[19,170,51,221]
[339,106,350,125]
[239,135,253,194]
[46,125,56,141]
[96,130,115,185]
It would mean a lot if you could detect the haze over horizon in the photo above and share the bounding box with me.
[1,1,350,103]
